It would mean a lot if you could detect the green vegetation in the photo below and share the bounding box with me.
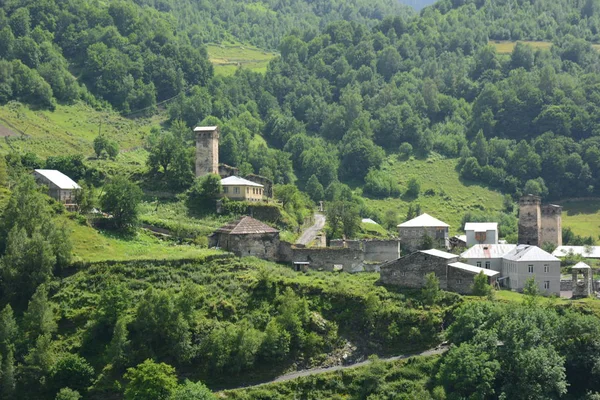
[562,199,600,238]
[207,43,278,76]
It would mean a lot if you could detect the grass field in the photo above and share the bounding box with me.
[66,217,220,263]
[206,43,278,76]
[0,102,157,157]
[363,154,505,235]
[561,199,600,239]
[491,40,600,54]
[490,40,554,54]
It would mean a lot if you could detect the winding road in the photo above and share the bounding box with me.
[223,346,449,392]
[296,213,326,246]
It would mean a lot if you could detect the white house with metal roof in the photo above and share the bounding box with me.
[501,245,561,295]
[220,176,264,202]
[464,222,498,247]
[460,244,517,272]
[397,213,450,252]
[33,169,80,207]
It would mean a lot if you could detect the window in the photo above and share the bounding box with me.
[234,187,240,194]
[544,264,549,273]
[456,279,462,284]
[485,261,491,269]
[544,281,550,290]
[476,261,482,268]
[528,265,534,273]
[223,187,229,194]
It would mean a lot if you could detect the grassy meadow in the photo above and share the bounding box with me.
[491,40,600,54]
[206,43,278,76]
[364,154,505,235]
[561,199,600,239]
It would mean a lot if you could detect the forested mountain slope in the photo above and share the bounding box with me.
[136,0,414,50]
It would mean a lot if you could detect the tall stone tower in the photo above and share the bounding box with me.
[518,194,541,245]
[195,126,219,177]
[541,204,562,247]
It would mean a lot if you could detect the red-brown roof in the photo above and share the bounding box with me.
[214,216,279,235]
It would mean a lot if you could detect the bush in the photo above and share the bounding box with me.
[405,178,420,197]
[364,169,401,198]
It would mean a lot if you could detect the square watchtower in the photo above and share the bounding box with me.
[195,126,219,177]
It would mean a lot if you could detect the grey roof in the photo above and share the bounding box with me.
[461,244,517,259]
[214,216,279,235]
[221,176,263,187]
[362,218,379,225]
[398,213,449,228]
[34,169,80,190]
[552,246,600,258]
[503,245,560,262]
[464,222,498,232]
[420,249,457,259]
[572,261,592,269]
[448,262,500,277]
[194,126,218,132]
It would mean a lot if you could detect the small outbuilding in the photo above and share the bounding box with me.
[208,216,279,261]
[33,169,80,209]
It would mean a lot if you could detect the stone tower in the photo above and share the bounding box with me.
[195,126,219,177]
[518,194,541,245]
[540,204,562,247]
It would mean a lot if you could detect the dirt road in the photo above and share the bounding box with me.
[296,213,326,246]
[224,346,449,392]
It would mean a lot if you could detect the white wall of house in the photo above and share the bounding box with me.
[462,257,503,272]
[465,229,498,247]
[501,260,560,295]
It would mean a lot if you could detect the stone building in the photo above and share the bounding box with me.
[397,213,449,252]
[33,169,80,209]
[195,126,219,177]
[329,239,401,263]
[464,222,498,247]
[379,249,499,294]
[208,216,280,261]
[518,195,562,247]
[221,176,265,202]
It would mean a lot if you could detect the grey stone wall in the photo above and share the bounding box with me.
[540,205,562,247]
[560,280,572,291]
[290,247,365,272]
[364,239,401,262]
[447,267,478,294]
[518,195,541,246]
[195,129,219,177]
[212,232,280,262]
[399,227,448,252]
[379,252,457,289]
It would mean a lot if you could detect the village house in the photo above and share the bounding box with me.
[462,244,560,295]
[221,176,265,202]
[464,222,498,247]
[460,244,517,272]
[33,169,80,209]
[208,216,280,260]
[397,213,449,252]
[379,249,499,294]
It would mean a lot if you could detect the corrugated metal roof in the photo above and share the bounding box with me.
[221,176,263,187]
[34,169,80,190]
[420,249,457,259]
[572,261,591,269]
[398,213,449,228]
[448,262,500,277]
[461,244,517,259]
[214,216,279,235]
[464,222,498,232]
[194,126,218,132]
[552,246,600,258]
[503,245,559,262]
[362,218,379,225]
